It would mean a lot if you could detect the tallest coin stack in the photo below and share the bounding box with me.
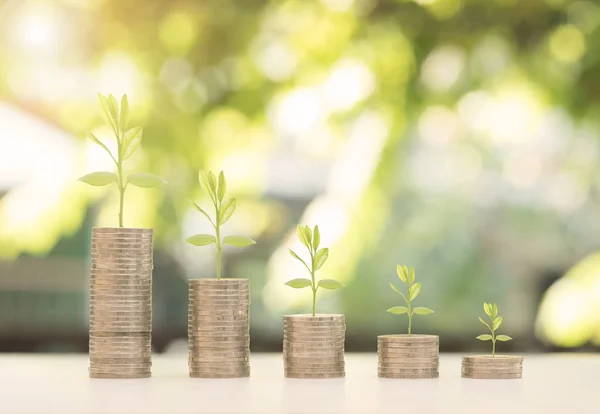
[89,228,154,379]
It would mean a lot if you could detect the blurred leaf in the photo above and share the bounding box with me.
[285,278,312,289]
[120,94,129,133]
[479,317,492,330]
[413,307,434,315]
[409,283,421,301]
[78,172,117,187]
[98,93,118,136]
[107,95,119,133]
[217,171,226,202]
[409,267,415,285]
[313,225,320,250]
[190,199,214,226]
[127,173,166,188]
[303,225,312,246]
[122,127,142,160]
[493,316,503,331]
[219,198,236,225]
[484,303,492,317]
[397,265,407,283]
[389,283,408,302]
[318,279,344,290]
[297,224,310,248]
[476,334,493,341]
[496,335,512,342]
[223,235,256,247]
[88,132,115,161]
[492,304,498,319]
[314,248,329,271]
[387,306,408,315]
[207,171,217,194]
[186,234,216,246]
[289,249,309,269]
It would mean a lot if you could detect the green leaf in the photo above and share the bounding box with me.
[409,267,415,284]
[484,303,492,317]
[396,265,407,283]
[408,283,421,301]
[476,334,493,341]
[107,95,119,132]
[303,225,313,246]
[479,317,492,330]
[492,304,498,319]
[121,127,142,160]
[217,171,226,202]
[87,132,114,160]
[318,279,344,290]
[389,283,408,302]
[493,316,503,331]
[98,94,118,135]
[297,225,310,248]
[285,278,313,289]
[289,249,309,269]
[127,173,166,188]
[207,171,217,194]
[119,94,129,132]
[223,235,256,248]
[199,170,212,196]
[186,234,216,246]
[413,307,434,315]
[78,172,117,187]
[387,306,408,315]
[313,225,320,250]
[496,335,512,342]
[313,248,329,271]
[218,198,236,225]
[190,200,214,226]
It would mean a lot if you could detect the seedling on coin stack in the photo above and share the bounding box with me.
[378,265,439,379]
[461,302,523,379]
[476,303,512,357]
[79,94,165,379]
[79,94,166,227]
[185,169,256,378]
[285,225,344,317]
[387,265,434,335]
[282,225,346,379]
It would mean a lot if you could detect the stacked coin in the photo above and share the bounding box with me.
[188,279,250,378]
[462,355,523,379]
[377,334,439,379]
[89,228,153,379]
[283,314,345,379]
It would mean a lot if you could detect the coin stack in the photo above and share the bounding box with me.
[377,334,439,379]
[283,314,345,379]
[89,228,153,379]
[188,278,250,378]
[462,355,523,379]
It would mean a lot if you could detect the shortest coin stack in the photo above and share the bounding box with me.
[377,334,439,379]
[188,279,250,378]
[283,314,345,379]
[462,355,523,379]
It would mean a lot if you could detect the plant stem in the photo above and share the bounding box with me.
[492,334,496,357]
[408,308,412,335]
[116,155,125,228]
[215,202,222,280]
[310,246,316,317]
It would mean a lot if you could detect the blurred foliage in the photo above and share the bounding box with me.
[1,0,600,347]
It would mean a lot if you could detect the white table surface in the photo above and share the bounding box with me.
[0,353,597,414]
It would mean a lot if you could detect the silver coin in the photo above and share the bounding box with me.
[284,371,344,379]
[462,355,523,364]
[378,372,439,379]
[462,372,522,379]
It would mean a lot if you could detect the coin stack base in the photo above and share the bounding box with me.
[283,314,345,379]
[89,228,153,379]
[188,279,250,379]
[461,355,523,379]
[377,334,439,379]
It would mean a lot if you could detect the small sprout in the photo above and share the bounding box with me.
[387,265,434,335]
[78,94,166,227]
[186,170,256,279]
[476,302,513,357]
[285,225,344,317]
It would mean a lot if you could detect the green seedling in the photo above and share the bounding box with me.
[186,170,256,279]
[78,94,166,227]
[387,265,434,335]
[476,302,512,357]
[285,225,344,317]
